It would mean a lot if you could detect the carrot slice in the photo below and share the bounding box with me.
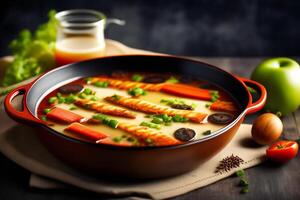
[65,122,107,141]
[210,101,238,112]
[161,83,212,101]
[46,107,84,123]
[118,122,181,146]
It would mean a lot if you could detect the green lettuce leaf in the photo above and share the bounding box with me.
[2,10,57,86]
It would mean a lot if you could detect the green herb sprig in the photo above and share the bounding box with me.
[236,169,249,194]
[3,10,57,86]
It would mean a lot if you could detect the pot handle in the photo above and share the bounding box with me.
[238,77,267,115]
[4,84,41,125]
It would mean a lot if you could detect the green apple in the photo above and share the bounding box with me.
[251,57,300,115]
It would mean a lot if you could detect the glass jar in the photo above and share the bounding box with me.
[55,9,124,66]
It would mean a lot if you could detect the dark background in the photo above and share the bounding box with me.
[1,0,300,57]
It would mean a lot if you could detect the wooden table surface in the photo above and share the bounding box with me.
[0,57,299,200]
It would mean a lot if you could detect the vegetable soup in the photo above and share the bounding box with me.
[38,72,239,147]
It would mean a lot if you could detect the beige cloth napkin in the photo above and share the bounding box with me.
[0,40,267,199]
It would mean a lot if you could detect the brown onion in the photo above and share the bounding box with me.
[251,113,283,145]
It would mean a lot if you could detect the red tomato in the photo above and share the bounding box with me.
[266,140,299,163]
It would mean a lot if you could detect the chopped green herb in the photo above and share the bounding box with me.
[84,77,92,84]
[239,178,249,187]
[160,98,196,110]
[90,96,98,101]
[128,87,147,97]
[160,98,185,105]
[162,114,173,122]
[166,76,179,83]
[210,90,220,102]
[153,114,172,123]
[92,114,118,128]
[113,137,122,143]
[83,88,92,95]
[247,86,256,94]
[43,108,51,114]
[145,138,153,144]
[102,118,110,125]
[93,114,108,121]
[56,92,62,98]
[191,103,197,110]
[140,121,161,130]
[78,92,87,99]
[93,81,109,88]
[48,96,57,104]
[64,94,76,104]
[211,96,218,102]
[151,117,164,124]
[58,97,65,104]
[131,74,143,82]
[172,114,188,122]
[240,187,249,194]
[69,106,77,110]
[205,103,211,108]
[165,121,172,126]
[202,130,212,135]
[111,94,121,101]
[127,137,136,142]
[235,169,249,194]
[40,115,47,121]
[236,169,245,177]
[108,119,119,128]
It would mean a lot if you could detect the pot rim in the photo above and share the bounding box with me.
[23,54,252,150]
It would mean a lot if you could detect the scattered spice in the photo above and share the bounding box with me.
[215,154,244,174]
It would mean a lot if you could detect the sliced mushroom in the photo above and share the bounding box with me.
[171,104,193,110]
[58,84,83,94]
[207,113,234,125]
[174,128,196,142]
